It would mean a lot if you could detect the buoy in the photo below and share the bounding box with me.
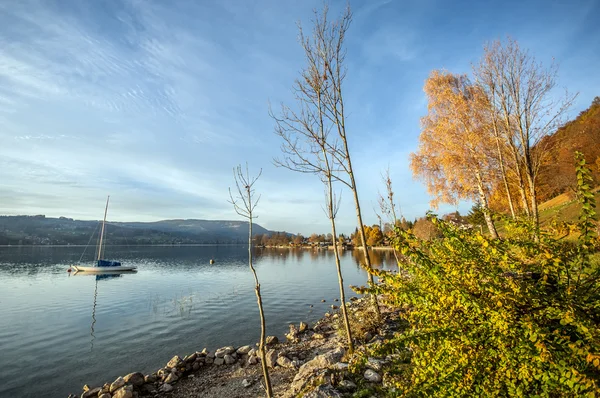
[209,259,215,264]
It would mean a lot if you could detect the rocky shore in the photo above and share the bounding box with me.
[69,297,401,398]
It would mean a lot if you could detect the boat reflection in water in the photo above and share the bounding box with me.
[72,270,138,351]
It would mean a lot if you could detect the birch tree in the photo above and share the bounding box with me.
[411,70,499,238]
[474,38,576,236]
[228,165,273,397]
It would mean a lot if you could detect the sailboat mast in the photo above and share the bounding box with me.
[97,196,110,261]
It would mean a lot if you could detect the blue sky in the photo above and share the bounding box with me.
[1,0,598,235]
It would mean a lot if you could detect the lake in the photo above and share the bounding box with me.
[0,245,397,397]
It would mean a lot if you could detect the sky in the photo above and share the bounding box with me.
[1,0,599,235]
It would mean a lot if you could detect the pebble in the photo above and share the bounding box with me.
[159,383,174,393]
[242,379,252,388]
[265,335,279,345]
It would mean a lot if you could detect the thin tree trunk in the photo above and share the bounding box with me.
[350,175,381,319]
[525,170,540,241]
[492,122,516,218]
[326,177,354,354]
[475,172,499,239]
[248,211,273,397]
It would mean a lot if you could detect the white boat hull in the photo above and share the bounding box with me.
[72,265,137,273]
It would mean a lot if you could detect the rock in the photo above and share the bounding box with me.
[200,348,209,355]
[144,374,157,383]
[338,380,357,391]
[207,351,216,359]
[248,348,257,357]
[215,346,235,358]
[205,356,214,364]
[81,387,101,398]
[242,379,252,388]
[366,358,383,372]
[331,305,339,310]
[184,353,197,363]
[312,333,325,340]
[299,322,308,333]
[303,384,343,397]
[276,356,294,368]
[110,377,126,393]
[141,384,157,395]
[113,385,134,398]
[364,369,382,383]
[214,357,225,366]
[334,298,339,302]
[236,345,252,355]
[265,349,278,368]
[99,394,111,398]
[167,355,183,369]
[82,385,90,392]
[164,373,179,384]
[192,362,200,371]
[333,362,349,370]
[124,372,145,387]
[286,324,300,343]
[248,356,258,365]
[224,354,236,365]
[265,336,279,345]
[321,299,326,302]
[293,347,346,392]
[159,383,174,393]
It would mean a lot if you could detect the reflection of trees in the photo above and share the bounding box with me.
[349,249,397,271]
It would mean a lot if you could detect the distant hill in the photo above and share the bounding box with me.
[0,215,272,245]
[537,96,600,202]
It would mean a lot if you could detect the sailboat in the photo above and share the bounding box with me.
[72,196,137,273]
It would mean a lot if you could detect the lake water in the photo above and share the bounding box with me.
[0,245,397,397]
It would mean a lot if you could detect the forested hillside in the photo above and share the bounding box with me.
[537,97,600,201]
[0,215,271,245]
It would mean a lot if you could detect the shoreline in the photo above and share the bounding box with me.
[69,296,399,398]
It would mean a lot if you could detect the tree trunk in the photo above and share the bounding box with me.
[248,209,273,397]
[327,178,354,354]
[348,168,381,319]
[475,172,499,239]
[492,123,516,218]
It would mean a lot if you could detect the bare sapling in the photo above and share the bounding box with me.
[228,164,273,397]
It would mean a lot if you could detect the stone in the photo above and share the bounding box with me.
[82,385,90,392]
[157,368,169,378]
[215,346,235,358]
[110,377,126,393]
[207,351,216,359]
[214,357,225,366]
[312,333,325,340]
[265,349,278,368]
[338,380,357,391]
[265,335,279,345]
[164,373,179,384]
[303,384,343,398]
[276,356,294,368]
[366,358,383,372]
[192,362,200,371]
[144,374,157,383]
[331,305,339,310]
[299,322,308,333]
[200,348,209,355]
[81,387,101,398]
[334,298,339,302]
[224,354,236,365]
[113,385,134,398]
[184,353,197,363]
[99,394,111,398]
[167,355,183,369]
[333,362,349,370]
[205,356,214,364]
[242,379,252,388]
[363,369,382,383]
[321,299,326,302]
[248,348,257,357]
[247,356,258,365]
[236,345,252,355]
[101,383,110,394]
[286,324,300,342]
[159,383,174,393]
[141,384,157,395]
[293,348,345,387]
[124,372,145,387]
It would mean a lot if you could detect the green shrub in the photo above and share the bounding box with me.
[364,153,600,397]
